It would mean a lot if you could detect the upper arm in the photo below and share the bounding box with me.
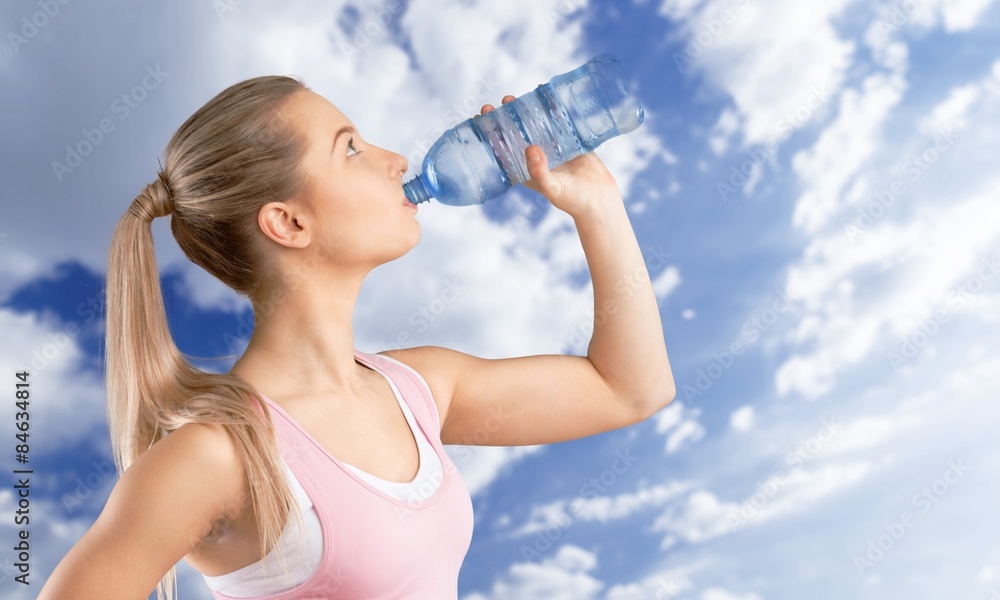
[38,423,248,600]
[379,346,668,447]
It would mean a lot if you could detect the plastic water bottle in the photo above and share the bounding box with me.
[403,54,644,206]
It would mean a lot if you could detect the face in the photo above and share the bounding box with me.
[261,89,418,271]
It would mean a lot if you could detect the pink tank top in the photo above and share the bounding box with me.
[209,349,475,599]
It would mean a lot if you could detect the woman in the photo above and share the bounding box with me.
[39,75,675,599]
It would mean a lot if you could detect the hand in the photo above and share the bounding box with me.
[480,94,621,219]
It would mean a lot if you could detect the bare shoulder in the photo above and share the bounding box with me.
[120,422,250,534]
[376,346,466,433]
[38,422,250,599]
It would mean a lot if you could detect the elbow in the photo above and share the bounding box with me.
[632,381,676,421]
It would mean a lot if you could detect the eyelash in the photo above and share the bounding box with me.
[347,137,361,156]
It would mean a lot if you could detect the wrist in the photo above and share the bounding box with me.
[571,192,625,224]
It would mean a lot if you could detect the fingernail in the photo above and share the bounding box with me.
[527,148,541,164]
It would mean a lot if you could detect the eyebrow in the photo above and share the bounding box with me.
[331,125,356,156]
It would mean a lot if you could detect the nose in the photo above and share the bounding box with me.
[390,151,408,180]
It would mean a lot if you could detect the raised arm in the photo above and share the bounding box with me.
[547,150,676,412]
[376,95,675,448]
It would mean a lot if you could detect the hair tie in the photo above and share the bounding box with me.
[129,169,174,222]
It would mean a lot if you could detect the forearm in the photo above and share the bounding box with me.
[574,193,675,411]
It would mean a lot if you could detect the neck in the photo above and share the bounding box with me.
[230,273,373,402]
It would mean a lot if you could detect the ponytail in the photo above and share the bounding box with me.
[104,75,311,600]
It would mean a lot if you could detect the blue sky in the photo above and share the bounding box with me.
[2,0,999,598]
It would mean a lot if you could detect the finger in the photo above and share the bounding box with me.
[480,103,494,115]
[524,145,561,200]
[501,94,515,104]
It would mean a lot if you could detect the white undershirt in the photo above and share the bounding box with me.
[202,374,443,597]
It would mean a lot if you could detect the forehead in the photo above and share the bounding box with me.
[279,90,351,141]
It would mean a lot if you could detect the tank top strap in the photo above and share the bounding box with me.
[353,349,442,437]
[215,349,473,598]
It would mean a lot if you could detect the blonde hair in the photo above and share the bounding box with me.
[105,75,313,600]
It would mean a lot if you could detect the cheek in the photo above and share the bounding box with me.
[329,202,385,246]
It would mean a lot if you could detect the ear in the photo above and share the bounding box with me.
[258,201,310,249]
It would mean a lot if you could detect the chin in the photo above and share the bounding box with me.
[397,223,421,255]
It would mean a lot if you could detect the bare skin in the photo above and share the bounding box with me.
[186,88,423,575]
[38,89,673,598]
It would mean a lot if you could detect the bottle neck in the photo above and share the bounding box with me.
[403,174,433,205]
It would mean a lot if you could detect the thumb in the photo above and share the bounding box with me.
[524,145,562,200]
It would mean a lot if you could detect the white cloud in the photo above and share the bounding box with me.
[661,0,857,148]
[603,560,705,600]
[817,403,924,457]
[775,57,1000,398]
[790,71,907,234]
[652,460,871,547]
[665,419,706,454]
[729,405,754,431]
[571,481,694,522]
[654,400,706,454]
[0,309,109,457]
[183,0,670,383]
[660,0,702,21]
[777,186,1000,398]
[446,444,545,497]
[919,83,980,135]
[652,266,682,300]
[651,489,738,546]
[709,107,741,155]
[980,565,997,582]
[700,588,763,600]
[462,544,605,600]
[0,245,46,303]
[902,0,998,32]
[595,112,674,201]
[170,260,247,314]
[653,400,684,432]
[501,480,695,539]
